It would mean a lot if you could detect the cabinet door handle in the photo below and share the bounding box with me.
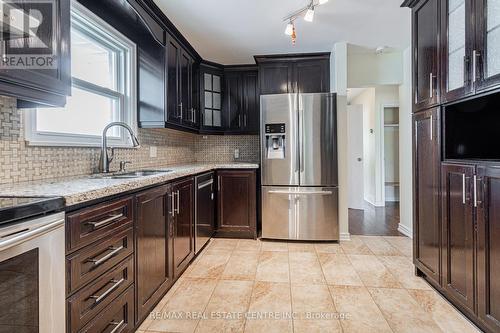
[462,173,466,204]
[429,72,434,98]
[238,115,241,128]
[177,190,181,214]
[86,213,123,229]
[244,114,247,127]
[179,103,183,119]
[464,56,470,85]
[474,175,478,207]
[429,114,433,141]
[109,320,125,333]
[87,246,124,266]
[169,193,175,216]
[218,176,221,191]
[90,278,125,304]
[472,50,480,83]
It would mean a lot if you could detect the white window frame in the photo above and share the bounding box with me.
[25,0,137,147]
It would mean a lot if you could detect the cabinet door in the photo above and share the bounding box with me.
[135,185,173,323]
[180,50,192,124]
[258,62,293,95]
[217,170,257,238]
[0,0,70,106]
[294,59,330,93]
[225,72,243,130]
[476,166,500,332]
[441,163,475,312]
[475,0,500,91]
[166,37,181,124]
[243,71,260,133]
[172,178,194,278]
[413,108,441,286]
[441,0,474,102]
[413,0,440,110]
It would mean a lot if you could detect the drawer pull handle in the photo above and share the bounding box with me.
[86,213,124,229]
[197,179,213,189]
[90,278,125,304]
[109,319,125,333]
[88,246,124,266]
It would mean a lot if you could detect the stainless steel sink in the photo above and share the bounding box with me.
[92,169,173,179]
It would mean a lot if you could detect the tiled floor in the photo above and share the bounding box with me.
[136,236,480,333]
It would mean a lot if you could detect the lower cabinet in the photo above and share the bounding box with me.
[441,163,475,313]
[66,170,257,331]
[476,166,500,332]
[135,185,174,324]
[216,170,257,238]
[171,178,195,278]
[413,108,441,286]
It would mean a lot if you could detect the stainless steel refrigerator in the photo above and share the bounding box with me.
[261,93,339,241]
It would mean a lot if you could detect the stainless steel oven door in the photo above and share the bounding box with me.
[0,212,65,333]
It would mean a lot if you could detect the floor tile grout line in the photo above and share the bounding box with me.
[242,248,263,333]
[315,244,345,333]
[287,243,294,333]
[192,243,234,333]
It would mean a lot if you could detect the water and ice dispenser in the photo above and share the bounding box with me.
[264,123,286,160]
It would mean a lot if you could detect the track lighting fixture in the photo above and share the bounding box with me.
[283,0,329,44]
[304,6,315,22]
[285,21,294,35]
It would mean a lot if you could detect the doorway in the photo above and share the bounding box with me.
[346,86,403,236]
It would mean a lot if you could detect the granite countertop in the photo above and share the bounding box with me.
[0,162,259,207]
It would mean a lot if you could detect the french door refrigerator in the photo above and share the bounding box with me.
[261,93,339,240]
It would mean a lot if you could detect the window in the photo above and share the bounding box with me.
[25,1,137,147]
[203,73,222,127]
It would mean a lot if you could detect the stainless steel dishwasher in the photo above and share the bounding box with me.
[195,172,215,253]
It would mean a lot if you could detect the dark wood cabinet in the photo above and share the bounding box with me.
[258,62,293,95]
[0,0,71,107]
[412,0,440,110]
[166,36,182,125]
[223,67,259,134]
[256,54,330,95]
[135,185,174,323]
[440,0,474,103]
[171,178,195,278]
[225,71,243,131]
[475,0,500,93]
[476,165,500,333]
[441,163,475,313]
[216,170,257,239]
[413,108,441,286]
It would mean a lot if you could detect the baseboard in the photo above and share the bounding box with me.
[397,223,413,238]
[340,232,351,241]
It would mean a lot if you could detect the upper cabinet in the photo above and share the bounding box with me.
[200,63,224,132]
[406,0,500,108]
[475,0,500,92]
[441,0,474,101]
[223,67,259,134]
[255,53,330,95]
[412,0,440,110]
[0,0,71,107]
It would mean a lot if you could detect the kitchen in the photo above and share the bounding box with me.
[0,0,498,332]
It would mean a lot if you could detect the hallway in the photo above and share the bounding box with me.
[348,202,402,236]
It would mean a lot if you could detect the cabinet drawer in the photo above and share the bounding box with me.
[67,228,134,294]
[67,197,134,253]
[68,255,134,331]
[78,285,135,333]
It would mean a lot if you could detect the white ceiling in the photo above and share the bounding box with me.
[153,0,411,65]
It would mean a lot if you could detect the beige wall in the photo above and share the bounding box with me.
[0,96,259,185]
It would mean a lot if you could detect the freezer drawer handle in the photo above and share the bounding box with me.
[268,190,333,195]
[197,179,214,189]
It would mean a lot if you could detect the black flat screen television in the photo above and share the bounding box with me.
[444,91,500,161]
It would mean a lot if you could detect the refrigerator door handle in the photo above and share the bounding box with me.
[295,195,300,239]
[268,190,333,195]
[299,107,305,173]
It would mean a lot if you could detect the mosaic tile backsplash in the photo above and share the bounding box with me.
[0,96,259,185]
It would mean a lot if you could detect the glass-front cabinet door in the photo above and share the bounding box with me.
[476,0,500,90]
[201,70,224,131]
[442,0,474,101]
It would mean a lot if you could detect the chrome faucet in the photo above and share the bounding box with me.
[98,122,140,173]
